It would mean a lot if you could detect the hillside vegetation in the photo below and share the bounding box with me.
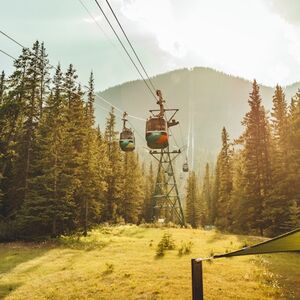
[99,67,300,157]
[1,225,299,299]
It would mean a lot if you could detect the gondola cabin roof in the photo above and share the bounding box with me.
[146,116,167,132]
[120,128,134,139]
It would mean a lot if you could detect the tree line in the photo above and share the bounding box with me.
[185,80,300,236]
[0,41,155,240]
[2,42,298,240]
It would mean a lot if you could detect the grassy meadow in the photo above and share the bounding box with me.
[0,225,299,299]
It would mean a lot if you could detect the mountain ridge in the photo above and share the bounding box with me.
[95,67,300,165]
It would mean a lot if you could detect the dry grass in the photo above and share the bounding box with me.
[0,225,298,299]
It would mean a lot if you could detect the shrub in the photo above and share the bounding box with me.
[178,241,193,256]
[103,262,114,275]
[156,242,165,257]
[155,232,176,257]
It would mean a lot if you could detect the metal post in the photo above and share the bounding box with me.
[191,259,203,300]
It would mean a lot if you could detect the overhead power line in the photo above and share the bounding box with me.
[0,46,115,116]
[78,0,124,57]
[0,30,26,49]
[0,49,17,60]
[93,0,157,100]
[105,0,156,92]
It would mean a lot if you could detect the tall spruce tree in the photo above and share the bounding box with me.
[119,153,144,223]
[285,91,300,229]
[0,71,5,105]
[16,64,71,237]
[200,163,211,226]
[229,150,245,232]
[5,42,50,218]
[103,108,123,222]
[3,48,31,216]
[214,127,233,229]
[81,72,109,234]
[239,80,272,235]
[211,155,220,225]
[143,162,155,222]
[266,85,290,235]
[185,171,201,228]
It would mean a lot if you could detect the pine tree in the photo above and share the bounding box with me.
[239,80,272,235]
[200,163,211,226]
[185,171,201,228]
[211,155,220,225]
[37,42,50,117]
[16,64,71,237]
[103,108,123,222]
[215,127,233,229]
[4,42,50,217]
[143,162,155,222]
[2,48,31,216]
[80,72,108,234]
[63,64,78,108]
[285,91,300,229]
[282,200,300,231]
[266,85,289,235]
[93,126,110,222]
[0,71,7,210]
[230,150,246,232]
[119,153,144,223]
[0,71,5,105]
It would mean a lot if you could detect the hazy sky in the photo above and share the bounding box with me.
[1,0,300,90]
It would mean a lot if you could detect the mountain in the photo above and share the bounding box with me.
[96,67,300,167]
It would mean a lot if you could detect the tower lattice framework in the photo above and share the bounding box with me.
[150,147,185,225]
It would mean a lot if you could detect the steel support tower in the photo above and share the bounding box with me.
[148,91,185,226]
[150,147,185,225]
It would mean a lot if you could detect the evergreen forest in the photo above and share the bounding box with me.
[1,42,299,240]
[0,42,148,240]
[185,80,300,236]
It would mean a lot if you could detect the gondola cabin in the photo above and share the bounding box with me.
[145,116,169,149]
[182,162,189,172]
[119,128,135,152]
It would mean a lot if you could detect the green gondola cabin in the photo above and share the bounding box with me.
[119,112,135,152]
[145,116,169,149]
[183,162,189,172]
[119,128,135,152]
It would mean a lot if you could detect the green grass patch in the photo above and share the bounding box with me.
[0,226,298,299]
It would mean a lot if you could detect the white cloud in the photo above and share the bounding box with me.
[115,0,300,86]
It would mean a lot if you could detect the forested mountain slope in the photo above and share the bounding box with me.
[97,67,300,162]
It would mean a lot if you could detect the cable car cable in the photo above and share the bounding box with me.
[0,49,17,61]
[0,30,55,72]
[77,0,131,70]
[104,0,156,92]
[76,3,154,120]
[127,119,145,142]
[93,0,157,101]
[78,0,115,47]
[0,30,26,49]
[0,47,120,120]
[0,29,145,121]
[92,91,145,121]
